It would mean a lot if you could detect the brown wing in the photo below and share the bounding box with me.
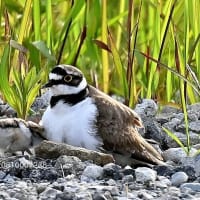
[27,121,46,140]
[88,85,163,165]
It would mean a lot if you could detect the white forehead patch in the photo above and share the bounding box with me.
[49,73,62,80]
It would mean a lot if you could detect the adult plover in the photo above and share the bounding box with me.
[0,118,44,154]
[40,64,163,165]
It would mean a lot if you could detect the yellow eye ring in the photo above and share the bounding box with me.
[64,75,73,82]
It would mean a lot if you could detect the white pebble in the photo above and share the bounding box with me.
[81,164,103,182]
[163,147,197,163]
[171,171,188,186]
[135,167,157,183]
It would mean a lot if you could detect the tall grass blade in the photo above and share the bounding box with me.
[116,0,126,50]
[46,0,52,49]
[33,0,41,41]
[163,127,188,154]
[108,30,128,99]
[138,51,200,97]
[101,0,109,93]
[12,0,32,68]
[146,1,160,98]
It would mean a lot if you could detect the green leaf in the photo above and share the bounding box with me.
[32,41,56,62]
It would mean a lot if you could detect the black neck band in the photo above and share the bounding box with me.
[50,86,89,108]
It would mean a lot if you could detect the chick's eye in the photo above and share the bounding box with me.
[64,75,73,82]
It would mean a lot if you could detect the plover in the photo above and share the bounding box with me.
[40,64,164,165]
[0,118,45,154]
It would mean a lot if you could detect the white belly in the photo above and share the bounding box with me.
[40,98,101,151]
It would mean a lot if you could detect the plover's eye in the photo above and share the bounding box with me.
[64,75,73,83]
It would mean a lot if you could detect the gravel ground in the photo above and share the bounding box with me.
[0,98,200,200]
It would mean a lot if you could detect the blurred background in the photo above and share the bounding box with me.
[0,0,200,119]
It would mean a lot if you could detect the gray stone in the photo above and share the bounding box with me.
[187,103,200,118]
[161,106,181,114]
[39,187,62,199]
[173,113,184,122]
[180,183,200,192]
[4,104,17,117]
[36,182,49,194]
[137,190,153,199]
[193,154,200,176]
[135,167,157,183]
[156,113,173,124]
[75,191,93,200]
[89,185,119,196]
[0,191,10,199]
[32,91,51,111]
[163,131,185,148]
[156,176,171,188]
[181,154,200,177]
[177,121,200,133]
[0,171,6,179]
[164,131,200,148]
[187,110,198,121]
[93,193,108,200]
[189,121,200,133]
[142,117,165,146]
[134,99,158,118]
[81,164,103,182]
[106,179,117,186]
[159,186,181,199]
[163,118,182,131]
[35,140,114,166]
[163,147,197,163]
[3,174,15,184]
[122,175,134,183]
[12,191,27,200]
[103,163,122,180]
[55,155,85,176]
[171,171,188,186]
[56,191,75,200]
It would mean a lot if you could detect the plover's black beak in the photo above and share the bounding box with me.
[42,81,52,89]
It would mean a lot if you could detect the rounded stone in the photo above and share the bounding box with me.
[122,175,134,183]
[163,147,197,163]
[135,167,157,183]
[81,164,103,181]
[93,193,108,200]
[0,171,6,179]
[180,183,200,192]
[103,163,122,180]
[171,171,188,186]
[39,187,62,199]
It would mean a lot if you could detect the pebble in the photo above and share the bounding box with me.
[156,176,171,188]
[40,187,62,199]
[1,99,200,199]
[163,147,197,163]
[93,193,108,200]
[122,174,134,183]
[135,167,157,183]
[81,164,104,182]
[103,163,122,180]
[137,190,154,199]
[3,174,15,184]
[171,171,188,186]
[0,171,6,179]
[180,183,200,192]
[134,99,158,117]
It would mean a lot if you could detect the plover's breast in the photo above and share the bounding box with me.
[41,97,102,150]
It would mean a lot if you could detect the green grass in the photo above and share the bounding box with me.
[0,0,200,119]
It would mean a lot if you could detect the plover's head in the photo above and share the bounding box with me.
[44,64,87,96]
